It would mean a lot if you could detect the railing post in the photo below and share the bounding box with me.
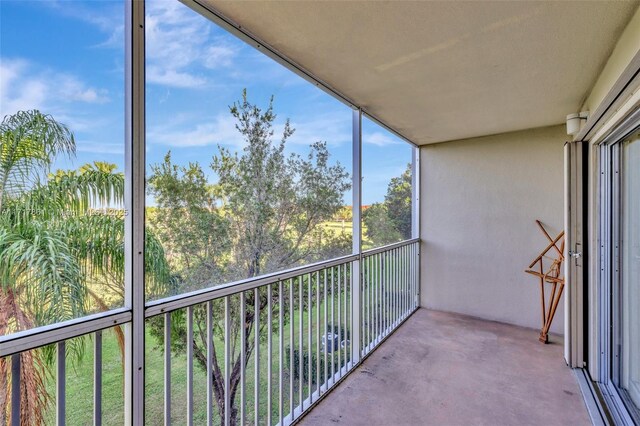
[124,0,146,424]
[11,354,20,426]
[351,108,362,364]
[56,341,66,426]
[411,147,421,307]
[94,331,103,426]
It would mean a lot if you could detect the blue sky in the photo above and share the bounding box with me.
[1,0,412,205]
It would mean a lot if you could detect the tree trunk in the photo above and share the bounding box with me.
[0,289,56,425]
[193,306,258,426]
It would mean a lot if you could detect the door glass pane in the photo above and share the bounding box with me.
[620,133,640,412]
[0,0,125,335]
[361,117,413,250]
[143,4,354,423]
[144,0,353,301]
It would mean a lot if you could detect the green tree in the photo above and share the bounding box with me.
[213,91,351,278]
[363,163,412,247]
[0,110,169,425]
[147,91,350,425]
[385,163,412,240]
[148,154,230,295]
[362,203,402,246]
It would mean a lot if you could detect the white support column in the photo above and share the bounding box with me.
[351,108,362,363]
[411,147,420,240]
[564,141,585,368]
[411,147,421,307]
[124,0,146,423]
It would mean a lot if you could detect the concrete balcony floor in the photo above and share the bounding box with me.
[300,309,590,426]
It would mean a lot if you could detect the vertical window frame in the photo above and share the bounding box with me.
[596,116,640,425]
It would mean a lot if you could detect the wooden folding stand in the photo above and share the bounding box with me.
[525,220,565,343]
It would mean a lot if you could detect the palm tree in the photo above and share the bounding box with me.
[0,110,169,425]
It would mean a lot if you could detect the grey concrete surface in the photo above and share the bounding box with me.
[299,309,591,426]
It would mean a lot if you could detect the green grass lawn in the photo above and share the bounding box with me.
[43,288,352,426]
[38,251,411,425]
[322,220,353,236]
[321,219,378,249]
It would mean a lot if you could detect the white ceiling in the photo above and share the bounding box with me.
[204,0,638,145]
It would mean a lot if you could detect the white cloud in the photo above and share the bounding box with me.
[144,0,237,88]
[43,1,124,49]
[0,58,109,119]
[148,113,243,148]
[94,24,125,49]
[41,0,237,90]
[77,142,124,155]
[52,113,110,134]
[0,60,48,115]
[363,131,401,147]
[58,75,109,104]
[147,109,354,151]
[147,68,207,89]
[203,45,236,69]
[0,57,122,166]
[363,164,407,187]
[284,114,351,147]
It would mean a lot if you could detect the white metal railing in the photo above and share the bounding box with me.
[0,239,419,425]
[361,240,419,357]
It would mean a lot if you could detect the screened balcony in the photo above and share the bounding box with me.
[2,0,640,425]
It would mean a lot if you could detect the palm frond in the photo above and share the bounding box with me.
[0,110,74,209]
[0,220,86,328]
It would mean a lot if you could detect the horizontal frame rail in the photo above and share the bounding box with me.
[361,238,419,257]
[146,239,418,317]
[145,253,359,318]
[0,308,131,358]
[1,239,419,358]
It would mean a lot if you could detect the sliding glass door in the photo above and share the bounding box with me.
[619,134,640,410]
[599,124,640,423]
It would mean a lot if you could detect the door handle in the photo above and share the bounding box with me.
[569,250,582,259]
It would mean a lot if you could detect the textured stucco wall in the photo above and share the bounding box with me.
[419,125,566,334]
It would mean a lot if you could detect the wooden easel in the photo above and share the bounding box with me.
[525,220,565,343]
